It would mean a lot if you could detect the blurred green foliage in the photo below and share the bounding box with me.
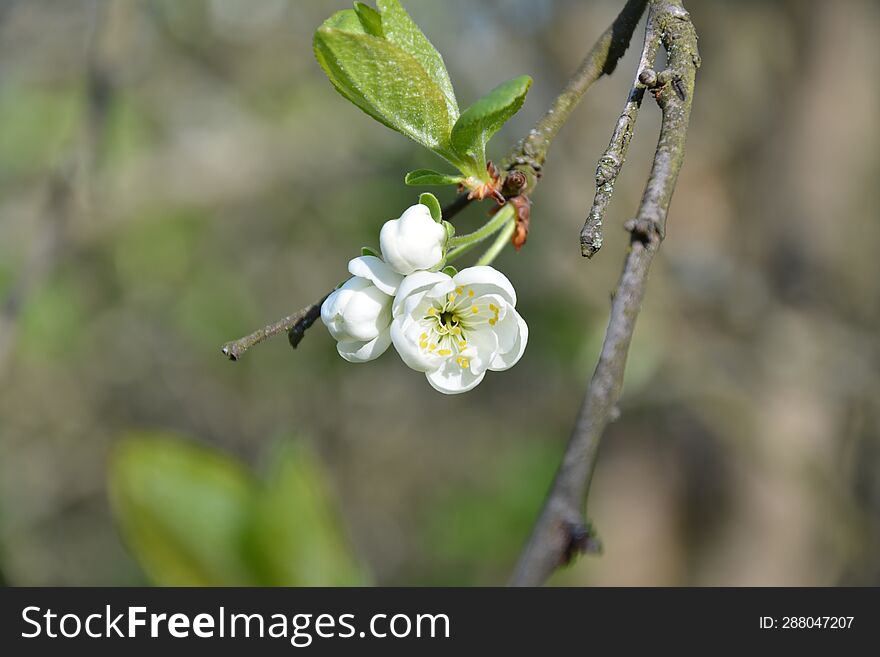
[109,433,366,586]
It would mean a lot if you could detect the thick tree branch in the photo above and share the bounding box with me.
[221,0,649,362]
[510,0,699,587]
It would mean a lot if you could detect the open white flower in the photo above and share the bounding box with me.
[390,266,528,394]
[379,203,447,275]
[320,256,403,363]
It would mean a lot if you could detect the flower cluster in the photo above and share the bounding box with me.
[321,202,528,394]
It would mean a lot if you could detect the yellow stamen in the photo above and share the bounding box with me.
[456,287,463,295]
[468,289,474,297]
[471,306,479,314]
[489,318,496,326]
[429,344,437,351]
[437,349,452,356]
[489,303,498,312]
[426,307,437,316]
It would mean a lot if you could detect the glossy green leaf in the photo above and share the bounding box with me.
[361,246,380,257]
[405,169,463,186]
[314,26,455,153]
[321,8,367,34]
[418,192,442,222]
[451,75,532,165]
[354,2,383,37]
[109,433,256,586]
[376,0,457,120]
[441,265,458,277]
[246,443,367,586]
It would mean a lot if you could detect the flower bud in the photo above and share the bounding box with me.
[320,256,403,363]
[379,204,447,275]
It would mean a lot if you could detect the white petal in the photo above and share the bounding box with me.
[489,309,528,371]
[453,266,517,306]
[426,360,486,394]
[337,330,392,363]
[462,326,498,374]
[320,278,371,341]
[390,317,441,372]
[399,202,434,223]
[391,271,450,317]
[347,256,403,296]
[336,283,391,341]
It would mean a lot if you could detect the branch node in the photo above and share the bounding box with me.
[624,217,663,245]
[561,520,603,566]
[638,67,657,87]
[595,154,621,186]
[501,170,528,197]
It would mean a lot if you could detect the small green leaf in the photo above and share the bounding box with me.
[418,192,442,222]
[405,169,464,186]
[109,433,256,586]
[321,8,368,34]
[376,0,458,120]
[451,75,532,165]
[354,2,384,37]
[314,27,455,152]
[441,265,458,277]
[442,220,455,241]
[361,246,380,257]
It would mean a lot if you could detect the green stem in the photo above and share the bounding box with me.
[476,217,516,266]
[445,205,514,264]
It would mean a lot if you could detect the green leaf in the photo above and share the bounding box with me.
[442,220,455,241]
[321,8,368,34]
[405,168,464,186]
[418,192,442,222]
[361,246,380,257]
[245,443,367,586]
[314,26,455,153]
[451,75,532,165]
[354,2,384,36]
[376,0,457,120]
[109,433,256,586]
[441,265,458,277]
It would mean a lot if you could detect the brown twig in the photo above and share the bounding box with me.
[220,294,330,361]
[220,0,650,362]
[580,9,661,258]
[510,0,699,587]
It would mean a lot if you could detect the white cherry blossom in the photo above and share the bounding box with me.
[390,266,528,394]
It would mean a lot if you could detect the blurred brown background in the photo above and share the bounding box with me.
[0,0,878,586]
